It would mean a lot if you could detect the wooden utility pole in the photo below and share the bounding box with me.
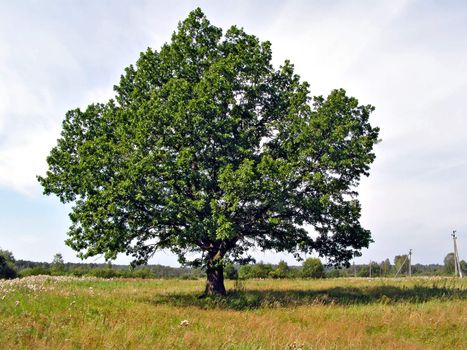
[395,254,408,277]
[369,260,372,278]
[353,252,357,277]
[452,231,463,278]
[408,249,412,277]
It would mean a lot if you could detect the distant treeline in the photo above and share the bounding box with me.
[1,248,465,280]
[13,259,205,279]
[231,259,464,280]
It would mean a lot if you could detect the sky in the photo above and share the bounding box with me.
[0,0,466,266]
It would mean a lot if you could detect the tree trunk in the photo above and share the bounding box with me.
[204,266,226,296]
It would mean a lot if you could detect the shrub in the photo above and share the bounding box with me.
[86,268,119,278]
[238,263,273,279]
[18,266,51,277]
[326,268,343,278]
[238,264,253,279]
[269,260,290,279]
[224,263,238,280]
[251,263,273,278]
[69,266,90,277]
[131,268,154,279]
[301,258,325,278]
[0,256,17,279]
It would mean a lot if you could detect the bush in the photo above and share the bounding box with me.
[326,268,343,278]
[86,268,119,278]
[238,264,253,279]
[238,263,273,279]
[0,249,17,279]
[131,268,154,279]
[18,266,51,277]
[269,260,290,279]
[69,266,90,277]
[0,256,17,279]
[301,258,325,278]
[251,263,273,278]
[224,263,238,280]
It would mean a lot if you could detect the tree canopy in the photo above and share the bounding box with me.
[0,248,17,279]
[38,8,379,294]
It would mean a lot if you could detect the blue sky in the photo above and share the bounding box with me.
[1,0,466,266]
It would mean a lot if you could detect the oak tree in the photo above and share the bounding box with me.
[39,8,379,295]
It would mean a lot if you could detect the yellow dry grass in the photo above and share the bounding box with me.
[0,276,465,349]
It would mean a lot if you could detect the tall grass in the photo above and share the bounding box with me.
[0,276,465,349]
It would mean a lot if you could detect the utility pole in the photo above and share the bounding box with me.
[395,254,408,277]
[408,249,412,277]
[452,231,463,278]
[353,252,357,277]
[369,260,372,278]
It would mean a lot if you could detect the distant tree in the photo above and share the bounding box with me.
[0,249,15,263]
[380,258,392,276]
[358,261,381,277]
[223,262,238,280]
[238,264,253,279]
[460,260,467,274]
[51,253,65,274]
[301,258,325,278]
[394,255,409,275]
[38,8,379,295]
[357,265,369,277]
[270,260,289,279]
[237,262,273,279]
[443,252,456,275]
[0,249,17,279]
[52,253,65,266]
[326,268,343,278]
[251,262,273,278]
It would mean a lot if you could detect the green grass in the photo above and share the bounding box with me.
[0,276,466,349]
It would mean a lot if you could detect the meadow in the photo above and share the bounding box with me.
[0,276,465,349]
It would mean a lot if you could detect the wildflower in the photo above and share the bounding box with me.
[180,320,189,326]
[15,300,20,307]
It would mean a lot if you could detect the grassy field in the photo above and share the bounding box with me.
[0,276,465,349]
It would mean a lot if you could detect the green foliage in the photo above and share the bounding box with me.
[223,263,238,280]
[358,262,381,277]
[394,255,409,275]
[0,249,17,279]
[460,260,467,274]
[52,253,64,266]
[326,268,344,278]
[51,253,65,275]
[0,256,17,279]
[0,249,15,263]
[238,264,253,279]
[270,260,290,279]
[18,266,51,277]
[69,266,90,277]
[238,263,273,279]
[380,258,392,276]
[38,8,379,293]
[86,268,120,278]
[131,267,155,279]
[252,263,274,278]
[443,252,455,274]
[301,258,325,279]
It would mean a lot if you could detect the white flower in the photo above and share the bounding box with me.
[180,320,189,326]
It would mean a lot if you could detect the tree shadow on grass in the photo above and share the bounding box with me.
[145,284,467,310]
